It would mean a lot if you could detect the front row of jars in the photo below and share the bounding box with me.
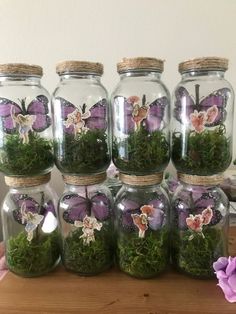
[1,172,229,278]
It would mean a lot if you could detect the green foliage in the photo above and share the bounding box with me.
[117,228,169,278]
[55,129,110,174]
[0,132,54,175]
[172,125,231,175]
[171,228,226,278]
[6,230,60,277]
[62,226,113,275]
[113,127,169,174]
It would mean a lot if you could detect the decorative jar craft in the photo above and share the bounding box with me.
[58,173,113,275]
[171,57,234,175]
[0,63,54,176]
[53,61,110,175]
[115,173,170,278]
[111,57,170,175]
[171,173,229,278]
[2,174,60,277]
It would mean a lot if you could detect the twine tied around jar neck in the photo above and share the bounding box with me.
[56,60,104,76]
[119,173,164,186]
[177,173,224,186]
[5,173,51,188]
[0,63,43,77]
[117,57,164,74]
[62,172,107,186]
[178,57,228,74]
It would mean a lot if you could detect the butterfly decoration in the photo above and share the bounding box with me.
[174,85,230,129]
[173,188,222,230]
[113,94,167,134]
[12,194,57,241]
[0,95,51,144]
[56,97,107,137]
[119,198,166,237]
[186,206,213,241]
[74,215,103,245]
[62,192,111,224]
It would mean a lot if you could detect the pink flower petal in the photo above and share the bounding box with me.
[228,274,236,293]
[226,257,236,276]
[218,278,236,303]
[213,257,228,271]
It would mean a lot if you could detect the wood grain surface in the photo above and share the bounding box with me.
[0,227,235,314]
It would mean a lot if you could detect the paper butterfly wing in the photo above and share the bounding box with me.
[148,199,165,229]
[27,95,51,132]
[57,97,77,134]
[194,193,222,225]
[144,97,168,131]
[114,96,135,134]
[174,87,195,124]
[119,199,140,228]
[199,88,230,126]
[0,97,22,133]
[90,193,110,221]
[85,99,107,130]
[62,194,88,223]
[11,194,40,225]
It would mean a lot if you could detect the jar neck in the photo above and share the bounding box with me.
[119,70,162,80]
[181,70,225,79]
[0,75,41,85]
[9,183,48,193]
[123,183,160,191]
[59,73,101,82]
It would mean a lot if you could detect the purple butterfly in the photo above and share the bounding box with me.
[174,85,230,126]
[114,94,167,134]
[57,97,107,136]
[62,192,111,223]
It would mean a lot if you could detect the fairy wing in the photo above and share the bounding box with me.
[85,99,107,130]
[144,97,168,131]
[56,97,77,134]
[27,95,51,132]
[113,96,135,134]
[90,193,110,221]
[62,194,88,224]
[0,97,22,133]
[199,88,230,126]
[12,194,40,225]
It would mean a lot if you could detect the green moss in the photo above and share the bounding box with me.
[171,228,226,278]
[172,125,231,175]
[113,127,169,174]
[62,226,113,275]
[6,230,60,277]
[55,129,110,174]
[117,228,169,278]
[0,132,54,176]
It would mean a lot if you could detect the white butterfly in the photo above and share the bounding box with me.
[20,202,44,242]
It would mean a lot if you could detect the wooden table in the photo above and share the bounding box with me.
[0,228,235,314]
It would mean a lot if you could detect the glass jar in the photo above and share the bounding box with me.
[171,173,229,278]
[105,162,122,199]
[111,57,170,175]
[52,61,111,175]
[115,173,170,278]
[58,173,113,275]
[0,63,54,176]
[171,57,234,175]
[1,174,60,277]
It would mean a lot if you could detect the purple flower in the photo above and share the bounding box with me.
[213,256,236,303]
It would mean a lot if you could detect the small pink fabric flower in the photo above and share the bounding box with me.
[186,214,203,232]
[190,110,207,133]
[213,256,236,303]
[206,105,219,124]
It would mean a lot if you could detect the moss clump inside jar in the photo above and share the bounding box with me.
[115,174,170,278]
[171,175,229,278]
[0,64,54,176]
[112,58,170,175]
[171,57,234,176]
[59,174,114,275]
[53,61,110,175]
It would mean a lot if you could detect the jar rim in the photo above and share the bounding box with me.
[178,57,228,74]
[56,60,104,76]
[5,173,51,188]
[117,57,164,74]
[119,173,163,186]
[62,172,107,186]
[0,63,43,77]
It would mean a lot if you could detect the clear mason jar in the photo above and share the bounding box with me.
[111,57,170,175]
[52,61,111,175]
[0,63,54,176]
[58,173,113,275]
[115,173,170,278]
[171,173,229,278]
[2,174,60,277]
[171,57,234,176]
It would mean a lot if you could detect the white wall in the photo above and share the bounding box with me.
[0,0,236,199]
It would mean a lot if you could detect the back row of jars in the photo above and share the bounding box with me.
[0,57,234,177]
